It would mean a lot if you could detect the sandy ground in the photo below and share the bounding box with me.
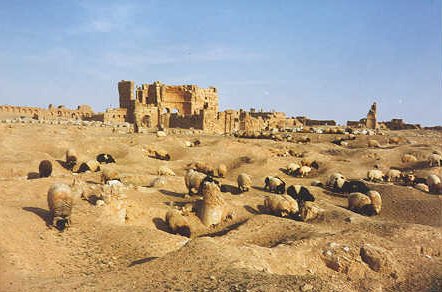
[0,123,441,291]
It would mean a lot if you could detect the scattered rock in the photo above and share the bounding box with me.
[300,283,313,291]
[107,180,123,187]
[360,244,396,276]
[150,177,166,188]
[328,242,339,249]
[345,217,354,223]
[323,255,344,272]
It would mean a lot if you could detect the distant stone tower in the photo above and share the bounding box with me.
[118,80,134,109]
[366,102,378,129]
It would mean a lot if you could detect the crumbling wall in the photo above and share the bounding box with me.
[238,111,266,134]
[382,119,421,130]
[347,120,364,128]
[305,119,337,126]
[103,108,128,123]
[215,110,241,134]
[0,105,94,120]
[161,86,193,114]
[169,112,204,130]
[133,104,159,132]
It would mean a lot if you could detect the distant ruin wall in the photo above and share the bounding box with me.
[347,120,364,127]
[216,110,240,134]
[102,108,128,123]
[305,119,337,126]
[381,119,421,130]
[0,105,94,120]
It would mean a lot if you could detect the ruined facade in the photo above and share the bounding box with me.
[114,80,219,132]
[111,80,306,134]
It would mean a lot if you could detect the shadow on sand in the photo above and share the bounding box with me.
[159,189,185,199]
[23,207,51,226]
[128,257,159,267]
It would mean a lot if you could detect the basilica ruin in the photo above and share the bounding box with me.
[0,81,421,132]
[102,80,335,134]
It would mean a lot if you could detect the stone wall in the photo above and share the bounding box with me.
[103,108,128,123]
[305,119,337,126]
[133,104,159,132]
[215,110,241,134]
[129,81,218,116]
[169,112,204,130]
[347,120,364,128]
[0,104,94,120]
[381,119,421,130]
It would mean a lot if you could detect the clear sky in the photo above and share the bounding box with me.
[0,0,441,125]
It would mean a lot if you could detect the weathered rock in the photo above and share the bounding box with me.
[360,244,395,275]
[150,177,166,188]
[300,283,313,292]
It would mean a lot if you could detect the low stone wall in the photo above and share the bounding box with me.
[0,105,94,120]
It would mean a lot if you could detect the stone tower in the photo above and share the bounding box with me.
[366,102,378,129]
[118,80,134,109]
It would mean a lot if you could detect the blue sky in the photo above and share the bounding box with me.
[0,0,440,125]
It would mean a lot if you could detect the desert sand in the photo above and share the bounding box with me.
[0,123,441,291]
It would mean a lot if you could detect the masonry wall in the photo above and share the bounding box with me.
[118,80,135,109]
[0,105,94,120]
[169,112,204,130]
[305,119,337,126]
[103,108,128,123]
[161,86,193,114]
[133,105,159,131]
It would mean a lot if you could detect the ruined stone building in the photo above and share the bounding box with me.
[3,80,396,133]
[114,80,219,132]
[347,102,379,129]
[110,80,313,134]
[346,102,420,130]
[0,80,337,133]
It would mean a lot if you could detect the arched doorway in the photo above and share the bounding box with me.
[142,115,151,128]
